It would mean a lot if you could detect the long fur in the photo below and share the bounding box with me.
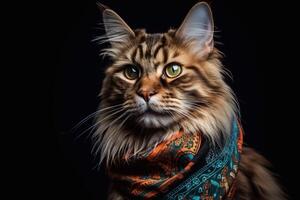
[235,148,287,200]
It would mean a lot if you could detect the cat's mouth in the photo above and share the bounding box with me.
[136,107,174,128]
[143,108,165,116]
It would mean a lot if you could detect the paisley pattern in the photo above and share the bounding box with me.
[165,119,243,200]
[109,118,243,200]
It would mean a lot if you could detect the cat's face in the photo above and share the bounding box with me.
[103,32,218,129]
[99,3,227,129]
[95,3,237,164]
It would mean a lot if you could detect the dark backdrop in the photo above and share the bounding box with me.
[35,0,297,199]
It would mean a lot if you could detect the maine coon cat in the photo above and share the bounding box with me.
[91,2,286,200]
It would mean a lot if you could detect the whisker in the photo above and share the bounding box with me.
[94,111,130,165]
[75,107,125,141]
[71,104,123,132]
[103,113,131,167]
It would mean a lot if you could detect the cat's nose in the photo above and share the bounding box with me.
[137,89,157,102]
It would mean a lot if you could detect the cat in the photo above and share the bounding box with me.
[92,2,286,200]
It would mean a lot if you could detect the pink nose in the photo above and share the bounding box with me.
[137,89,157,102]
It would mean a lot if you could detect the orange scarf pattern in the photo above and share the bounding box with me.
[109,118,243,200]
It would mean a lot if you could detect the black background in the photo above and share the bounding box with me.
[15,0,298,199]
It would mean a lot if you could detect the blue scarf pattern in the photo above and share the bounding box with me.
[165,119,243,200]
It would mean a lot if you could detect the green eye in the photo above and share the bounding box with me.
[124,65,140,80]
[165,63,182,78]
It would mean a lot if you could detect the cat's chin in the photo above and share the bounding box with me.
[137,113,174,128]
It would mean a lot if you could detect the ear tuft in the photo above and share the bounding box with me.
[96,2,109,12]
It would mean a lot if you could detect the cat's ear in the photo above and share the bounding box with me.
[99,4,135,47]
[176,2,214,57]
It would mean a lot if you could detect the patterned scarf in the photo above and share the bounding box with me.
[109,118,243,199]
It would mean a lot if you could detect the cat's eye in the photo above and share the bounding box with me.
[124,65,140,80]
[165,63,182,78]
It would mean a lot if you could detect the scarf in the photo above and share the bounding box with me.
[109,118,243,200]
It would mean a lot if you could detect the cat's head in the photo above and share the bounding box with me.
[94,2,238,165]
